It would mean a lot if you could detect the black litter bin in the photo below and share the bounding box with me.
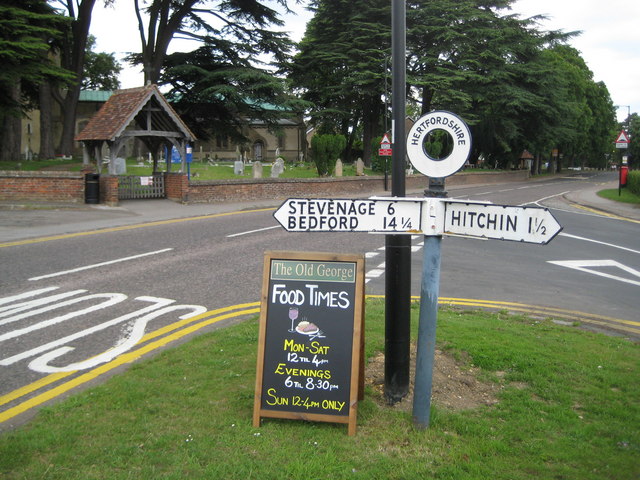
[85,173,100,204]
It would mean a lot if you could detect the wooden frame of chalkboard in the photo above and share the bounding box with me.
[253,251,365,436]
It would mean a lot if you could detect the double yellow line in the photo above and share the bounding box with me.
[436,297,640,334]
[567,202,640,225]
[0,302,260,425]
[1,296,636,427]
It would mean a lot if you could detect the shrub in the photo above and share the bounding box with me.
[627,170,640,195]
[310,134,346,176]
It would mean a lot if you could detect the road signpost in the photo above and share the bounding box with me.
[273,197,562,245]
[443,200,562,244]
[273,198,422,233]
[378,133,392,157]
[615,130,630,195]
[271,110,563,432]
[615,130,629,149]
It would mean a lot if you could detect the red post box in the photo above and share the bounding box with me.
[620,165,629,187]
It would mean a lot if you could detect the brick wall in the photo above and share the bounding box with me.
[99,175,119,206]
[187,170,530,203]
[165,172,189,203]
[0,170,85,203]
[0,169,530,205]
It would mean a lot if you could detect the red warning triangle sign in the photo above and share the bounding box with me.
[616,130,629,143]
[381,133,391,145]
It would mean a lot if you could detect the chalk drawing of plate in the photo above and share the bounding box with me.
[295,321,320,335]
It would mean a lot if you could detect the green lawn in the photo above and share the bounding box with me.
[0,158,375,179]
[597,188,640,205]
[0,158,84,172]
[1,299,637,479]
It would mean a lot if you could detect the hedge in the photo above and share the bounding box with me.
[627,170,640,196]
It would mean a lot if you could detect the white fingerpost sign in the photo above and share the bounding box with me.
[406,111,472,178]
[273,197,423,233]
[443,200,562,244]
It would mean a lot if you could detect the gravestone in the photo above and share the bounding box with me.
[334,159,343,177]
[115,157,127,175]
[355,158,364,176]
[252,161,263,179]
[271,158,285,178]
[234,160,244,175]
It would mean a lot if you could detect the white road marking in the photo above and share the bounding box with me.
[0,296,176,366]
[0,293,127,342]
[0,287,59,307]
[0,289,86,320]
[226,226,280,238]
[520,191,570,207]
[558,233,640,255]
[28,304,207,373]
[547,259,640,287]
[28,248,174,281]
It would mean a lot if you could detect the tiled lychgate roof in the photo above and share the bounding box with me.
[75,84,196,142]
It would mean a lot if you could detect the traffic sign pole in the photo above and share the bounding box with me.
[272,192,563,430]
[386,0,411,405]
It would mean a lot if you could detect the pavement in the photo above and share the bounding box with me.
[562,181,640,222]
[0,177,638,245]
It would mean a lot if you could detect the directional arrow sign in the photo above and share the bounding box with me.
[273,197,423,233]
[274,197,563,244]
[443,201,563,244]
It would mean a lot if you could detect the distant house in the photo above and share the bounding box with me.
[22,88,306,164]
[200,110,306,164]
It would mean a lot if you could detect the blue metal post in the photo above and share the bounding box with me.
[412,178,446,428]
[412,235,441,428]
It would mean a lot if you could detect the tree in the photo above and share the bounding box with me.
[624,112,639,170]
[525,45,616,171]
[406,0,575,168]
[48,0,107,156]
[130,0,292,85]
[0,0,72,161]
[582,81,616,169]
[159,37,305,146]
[81,34,121,90]
[289,0,391,165]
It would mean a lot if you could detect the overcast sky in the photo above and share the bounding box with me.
[90,0,639,122]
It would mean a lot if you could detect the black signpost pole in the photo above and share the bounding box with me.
[385,0,411,404]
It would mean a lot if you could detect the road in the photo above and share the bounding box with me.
[1,171,638,429]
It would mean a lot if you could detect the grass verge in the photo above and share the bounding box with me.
[1,299,638,479]
[597,188,640,205]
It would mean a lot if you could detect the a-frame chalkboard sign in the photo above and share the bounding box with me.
[253,251,365,436]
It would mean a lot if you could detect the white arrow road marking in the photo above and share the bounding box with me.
[547,260,640,287]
